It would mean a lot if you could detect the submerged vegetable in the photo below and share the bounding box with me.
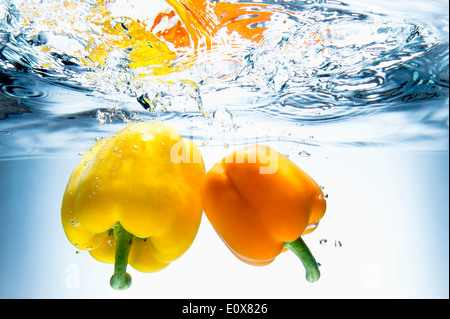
[200,144,326,282]
[61,122,205,290]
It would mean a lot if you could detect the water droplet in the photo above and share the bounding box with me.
[320,239,327,245]
[71,220,78,227]
[113,147,118,152]
[75,251,80,254]
[0,131,12,136]
[78,153,83,156]
[317,262,321,267]
[335,240,342,248]
[133,145,138,150]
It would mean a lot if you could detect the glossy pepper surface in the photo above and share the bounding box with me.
[200,144,326,282]
[61,122,205,290]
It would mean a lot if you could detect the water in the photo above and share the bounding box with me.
[0,0,448,298]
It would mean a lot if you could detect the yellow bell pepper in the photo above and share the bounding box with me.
[61,122,205,290]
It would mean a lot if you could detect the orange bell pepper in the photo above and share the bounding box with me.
[200,144,326,282]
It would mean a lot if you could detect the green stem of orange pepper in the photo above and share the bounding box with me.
[284,237,320,283]
[110,223,135,290]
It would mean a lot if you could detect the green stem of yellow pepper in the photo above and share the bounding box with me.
[284,237,320,283]
[110,223,134,290]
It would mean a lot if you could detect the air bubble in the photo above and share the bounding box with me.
[299,151,310,157]
[305,222,318,230]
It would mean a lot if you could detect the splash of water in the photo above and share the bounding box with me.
[0,0,448,158]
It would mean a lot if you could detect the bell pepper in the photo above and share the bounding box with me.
[200,144,326,282]
[61,122,205,290]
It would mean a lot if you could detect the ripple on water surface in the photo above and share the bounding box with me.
[0,0,448,159]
